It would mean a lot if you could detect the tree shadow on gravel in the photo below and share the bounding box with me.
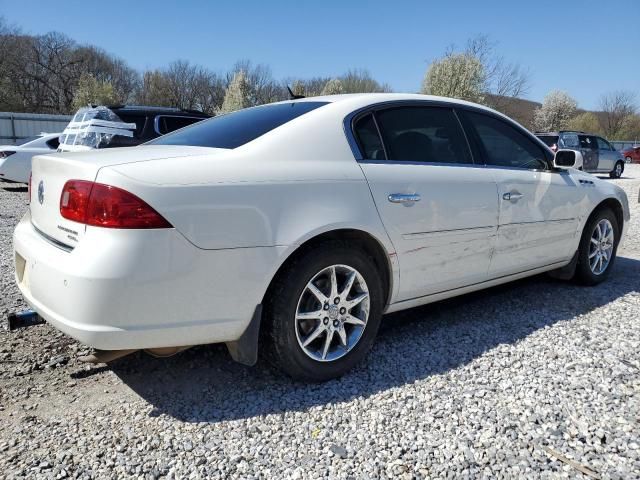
[111,256,640,423]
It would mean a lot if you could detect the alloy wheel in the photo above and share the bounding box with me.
[588,219,615,275]
[295,264,370,362]
[615,163,623,177]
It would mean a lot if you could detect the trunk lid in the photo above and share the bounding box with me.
[29,146,205,247]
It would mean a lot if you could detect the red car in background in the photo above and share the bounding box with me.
[622,146,640,163]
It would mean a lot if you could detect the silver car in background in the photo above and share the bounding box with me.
[536,131,626,178]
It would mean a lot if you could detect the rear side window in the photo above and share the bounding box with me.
[465,111,547,169]
[559,132,579,148]
[150,102,329,149]
[374,107,472,164]
[354,114,385,160]
[46,137,60,149]
[156,116,204,135]
[116,114,147,139]
[596,137,612,150]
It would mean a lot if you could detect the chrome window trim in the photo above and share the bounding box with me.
[343,100,483,166]
[343,99,553,170]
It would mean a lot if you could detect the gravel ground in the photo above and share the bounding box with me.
[1,167,639,479]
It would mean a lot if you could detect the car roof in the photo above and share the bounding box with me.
[288,92,497,111]
[271,93,528,129]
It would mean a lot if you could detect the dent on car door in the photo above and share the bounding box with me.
[461,110,584,277]
[354,105,499,302]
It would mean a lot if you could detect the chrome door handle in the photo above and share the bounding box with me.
[502,192,524,201]
[388,193,421,204]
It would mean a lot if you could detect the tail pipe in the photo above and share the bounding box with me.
[7,310,45,331]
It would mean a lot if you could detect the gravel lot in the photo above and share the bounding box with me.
[1,166,639,479]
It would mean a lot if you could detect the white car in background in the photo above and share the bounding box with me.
[0,133,61,183]
[13,94,630,381]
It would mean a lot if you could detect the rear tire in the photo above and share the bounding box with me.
[610,161,624,178]
[574,208,619,285]
[262,241,384,381]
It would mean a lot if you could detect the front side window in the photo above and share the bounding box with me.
[596,137,612,150]
[150,102,328,149]
[579,135,597,150]
[465,111,547,170]
[373,106,472,164]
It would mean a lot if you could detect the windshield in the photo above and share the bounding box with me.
[59,106,137,151]
[149,101,329,149]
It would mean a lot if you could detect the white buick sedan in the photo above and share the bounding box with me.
[13,94,629,381]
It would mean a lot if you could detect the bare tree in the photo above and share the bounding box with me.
[136,61,224,114]
[599,91,637,139]
[464,35,531,113]
[227,60,283,106]
[567,112,602,135]
[340,69,391,93]
[136,70,172,107]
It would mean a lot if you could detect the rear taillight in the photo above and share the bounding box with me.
[60,180,172,229]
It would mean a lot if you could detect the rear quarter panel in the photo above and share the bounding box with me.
[98,104,395,253]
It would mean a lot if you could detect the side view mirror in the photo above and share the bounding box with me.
[554,149,583,169]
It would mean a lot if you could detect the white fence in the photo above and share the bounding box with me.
[0,112,72,145]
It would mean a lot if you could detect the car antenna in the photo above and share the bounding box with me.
[287,85,305,100]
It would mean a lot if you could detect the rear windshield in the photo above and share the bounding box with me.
[149,101,329,149]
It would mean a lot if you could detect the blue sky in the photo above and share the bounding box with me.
[2,0,638,110]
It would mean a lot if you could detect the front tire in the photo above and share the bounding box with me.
[574,208,619,285]
[262,241,384,381]
[626,156,632,163]
[610,161,624,178]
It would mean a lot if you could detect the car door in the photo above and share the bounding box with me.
[579,135,599,171]
[354,104,499,301]
[595,136,616,171]
[460,109,584,278]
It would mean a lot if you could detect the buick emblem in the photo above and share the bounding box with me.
[37,181,44,205]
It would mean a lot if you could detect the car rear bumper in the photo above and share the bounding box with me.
[13,211,283,350]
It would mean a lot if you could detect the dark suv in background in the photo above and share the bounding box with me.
[536,131,626,178]
[59,105,210,152]
[113,106,210,143]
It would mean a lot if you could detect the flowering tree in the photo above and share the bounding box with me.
[421,52,486,103]
[533,90,578,131]
[218,70,250,114]
[321,78,344,95]
[72,72,118,110]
